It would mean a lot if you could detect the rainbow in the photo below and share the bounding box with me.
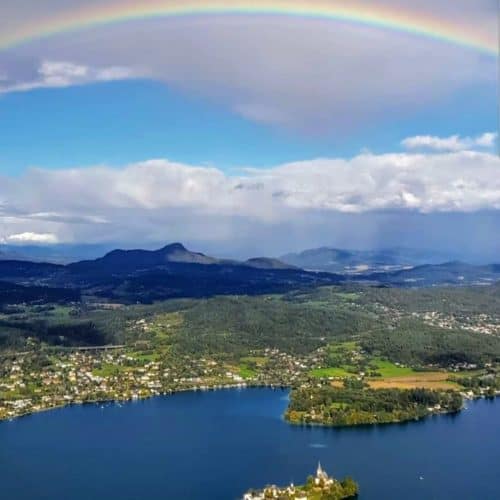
[0,0,496,56]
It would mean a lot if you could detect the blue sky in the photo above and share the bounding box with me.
[0,78,496,175]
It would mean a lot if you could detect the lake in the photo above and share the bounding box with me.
[1,388,499,499]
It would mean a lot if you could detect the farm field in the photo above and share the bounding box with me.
[367,372,458,390]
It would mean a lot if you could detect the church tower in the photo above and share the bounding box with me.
[315,461,329,485]
[317,462,324,477]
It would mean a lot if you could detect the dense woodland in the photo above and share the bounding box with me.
[171,295,376,356]
[287,383,463,426]
[1,283,500,370]
[360,318,500,366]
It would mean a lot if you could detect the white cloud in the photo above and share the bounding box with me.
[475,132,498,148]
[0,60,138,94]
[4,232,59,244]
[0,143,499,247]
[402,132,498,152]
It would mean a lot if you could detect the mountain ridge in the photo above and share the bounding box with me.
[0,244,498,304]
[0,243,338,303]
[280,246,456,273]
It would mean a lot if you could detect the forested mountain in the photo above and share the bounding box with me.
[68,242,218,273]
[0,244,498,306]
[0,243,340,303]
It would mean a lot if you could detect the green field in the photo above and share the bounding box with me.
[310,366,355,378]
[371,359,416,377]
[238,365,257,379]
[127,351,162,363]
[92,363,129,377]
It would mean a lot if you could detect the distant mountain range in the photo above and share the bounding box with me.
[0,243,300,268]
[0,243,335,304]
[280,247,455,274]
[67,243,297,273]
[362,261,500,287]
[267,245,500,287]
[0,243,498,306]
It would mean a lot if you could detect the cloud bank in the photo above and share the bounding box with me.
[1,137,499,253]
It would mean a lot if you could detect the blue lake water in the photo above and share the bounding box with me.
[1,388,499,499]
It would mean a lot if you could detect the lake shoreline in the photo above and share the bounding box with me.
[0,382,289,422]
[2,381,498,431]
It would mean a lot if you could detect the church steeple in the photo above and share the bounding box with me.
[317,462,323,477]
[315,461,330,485]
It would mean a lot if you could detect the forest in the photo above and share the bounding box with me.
[1,284,500,371]
[360,318,500,366]
[286,382,463,426]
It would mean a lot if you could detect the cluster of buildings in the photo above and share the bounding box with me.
[415,311,500,336]
[243,463,340,500]
[0,345,319,420]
